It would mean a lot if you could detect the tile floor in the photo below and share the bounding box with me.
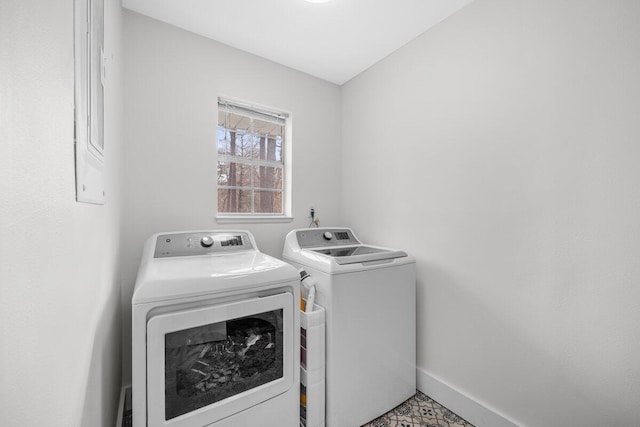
[361,391,474,427]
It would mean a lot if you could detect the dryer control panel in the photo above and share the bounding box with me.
[154,231,254,258]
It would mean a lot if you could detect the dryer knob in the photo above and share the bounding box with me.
[200,236,214,247]
[323,231,333,240]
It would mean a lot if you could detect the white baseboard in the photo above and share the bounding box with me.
[416,367,520,427]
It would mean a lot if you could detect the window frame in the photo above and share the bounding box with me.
[215,97,293,223]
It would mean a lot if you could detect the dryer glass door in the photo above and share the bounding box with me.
[146,292,294,427]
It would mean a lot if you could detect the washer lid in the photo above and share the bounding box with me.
[312,245,407,265]
[282,227,415,273]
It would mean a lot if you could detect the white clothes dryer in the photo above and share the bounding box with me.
[283,228,416,427]
[132,231,300,427]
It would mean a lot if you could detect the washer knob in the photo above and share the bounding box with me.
[200,236,214,247]
[323,231,333,240]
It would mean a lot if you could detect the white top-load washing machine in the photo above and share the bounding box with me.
[283,228,416,427]
[132,231,300,427]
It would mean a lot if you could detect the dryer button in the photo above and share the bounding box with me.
[200,236,214,247]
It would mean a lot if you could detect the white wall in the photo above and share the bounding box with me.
[0,1,124,427]
[341,0,640,425]
[121,11,342,380]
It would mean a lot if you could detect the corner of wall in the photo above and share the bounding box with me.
[417,367,520,427]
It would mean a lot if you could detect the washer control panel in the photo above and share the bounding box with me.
[296,228,360,248]
[154,231,253,258]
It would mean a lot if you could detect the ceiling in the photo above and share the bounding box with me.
[122,0,474,85]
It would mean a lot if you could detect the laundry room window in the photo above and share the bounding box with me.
[216,98,291,222]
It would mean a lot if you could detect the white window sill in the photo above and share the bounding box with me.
[215,215,294,224]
